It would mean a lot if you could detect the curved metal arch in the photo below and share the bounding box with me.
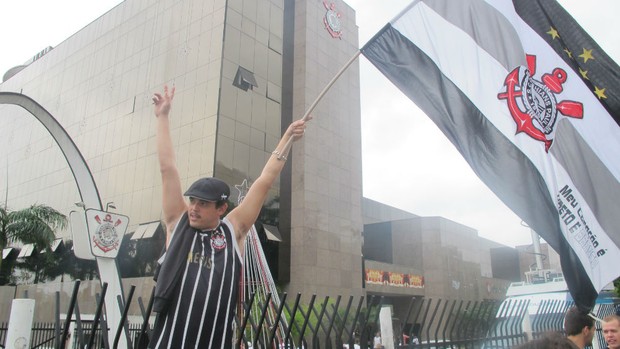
[0,91,102,210]
[0,91,128,347]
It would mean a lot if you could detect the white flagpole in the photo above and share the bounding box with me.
[277,50,362,159]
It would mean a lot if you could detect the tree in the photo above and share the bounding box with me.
[0,204,67,272]
[3,240,100,285]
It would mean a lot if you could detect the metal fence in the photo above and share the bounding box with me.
[0,281,617,349]
[0,323,5,349]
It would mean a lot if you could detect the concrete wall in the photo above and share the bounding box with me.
[285,0,363,297]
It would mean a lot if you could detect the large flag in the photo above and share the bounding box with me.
[361,0,620,309]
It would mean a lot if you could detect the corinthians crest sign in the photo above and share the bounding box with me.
[86,209,129,258]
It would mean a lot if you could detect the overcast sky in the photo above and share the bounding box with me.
[0,0,617,247]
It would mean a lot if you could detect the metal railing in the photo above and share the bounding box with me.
[0,281,617,349]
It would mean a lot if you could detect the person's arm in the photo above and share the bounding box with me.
[153,85,187,246]
[226,118,308,248]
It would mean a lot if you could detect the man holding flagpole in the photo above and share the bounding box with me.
[148,85,307,348]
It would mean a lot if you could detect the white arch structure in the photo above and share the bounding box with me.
[0,91,128,347]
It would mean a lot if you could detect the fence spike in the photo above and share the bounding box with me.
[88,283,109,349]
[113,285,135,349]
[59,280,81,349]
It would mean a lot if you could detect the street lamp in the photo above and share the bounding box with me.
[521,220,544,271]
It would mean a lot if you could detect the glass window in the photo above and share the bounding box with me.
[251,95,267,130]
[268,33,282,54]
[236,90,252,125]
[219,116,236,139]
[249,147,266,180]
[266,81,281,103]
[269,4,283,37]
[235,121,251,145]
[233,65,258,91]
[233,140,250,176]
[256,3,270,31]
[239,33,256,70]
[223,26,241,62]
[250,128,265,150]
[253,44,269,79]
[216,135,234,171]
[267,49,282,84]
[220,80,238,117]
[265,99,281,137]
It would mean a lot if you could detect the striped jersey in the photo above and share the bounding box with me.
[150,217,242,348]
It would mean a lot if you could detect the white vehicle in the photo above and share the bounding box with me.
[489,269,617,349]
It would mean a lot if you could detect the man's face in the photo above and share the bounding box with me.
[187,197,226,230]
[604,319,620,349]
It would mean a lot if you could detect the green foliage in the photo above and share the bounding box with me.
[45,240,98,281]
[1,240,98,285]
[0,204,67,271]
[280,298,380,347]
[614,277,620,298]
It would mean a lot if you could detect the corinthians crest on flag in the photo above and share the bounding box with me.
[497,54,584,152]
[361,0,620,309]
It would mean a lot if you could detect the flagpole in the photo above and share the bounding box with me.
[277,50,362,159]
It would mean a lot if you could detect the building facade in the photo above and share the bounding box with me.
[0,0,363,297]
[0,0,536,329]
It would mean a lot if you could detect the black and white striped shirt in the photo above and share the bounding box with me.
[150,217,241,348]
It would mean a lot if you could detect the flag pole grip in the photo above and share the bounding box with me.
[277,50,362,159]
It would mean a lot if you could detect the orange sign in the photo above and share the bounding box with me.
[365,268,424,288]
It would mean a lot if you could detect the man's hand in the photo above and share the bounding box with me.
[152,85,176,117]
[287,116,311,141]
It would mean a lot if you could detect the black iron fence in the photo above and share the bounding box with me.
[0,323,5,349]
[0,281,617,349]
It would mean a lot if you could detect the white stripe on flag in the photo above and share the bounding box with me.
[389,0,620,290]
[484,1,620,181]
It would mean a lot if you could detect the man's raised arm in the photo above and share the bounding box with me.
[227,118,308,246]
[153,85,186,245]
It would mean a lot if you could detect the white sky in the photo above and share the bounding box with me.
[0,0,617,247]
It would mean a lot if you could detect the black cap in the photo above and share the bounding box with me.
[184,178,230,202]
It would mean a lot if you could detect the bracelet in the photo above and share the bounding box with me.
[272,150,287,161]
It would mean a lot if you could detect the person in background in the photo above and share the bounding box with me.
[401,331,410,345]
[564,306,595,349]
[512,332,575,349]
[374,331,383,349]
[603,314,620,349]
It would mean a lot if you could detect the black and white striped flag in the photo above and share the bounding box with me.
[362,0,620,309]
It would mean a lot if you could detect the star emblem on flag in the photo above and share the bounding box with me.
[578,48,594,63]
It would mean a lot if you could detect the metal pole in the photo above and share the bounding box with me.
[531,230,544,271]
[277,51,362,159]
